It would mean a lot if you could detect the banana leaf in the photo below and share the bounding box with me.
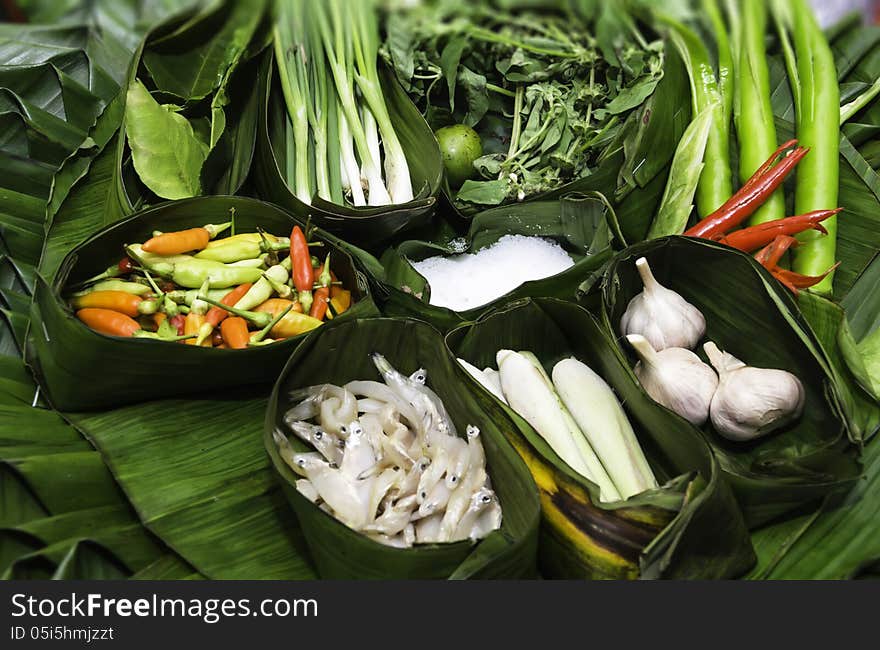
[601,237,861,526]
[106,1,269,218]
[66,388,317,579]
[446,297,754,579]
[376,193,619,332]
[265,316,541,579]
[254,50,443,250]
[28,196,378,411]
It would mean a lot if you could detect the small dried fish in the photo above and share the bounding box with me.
[276,355,502,548]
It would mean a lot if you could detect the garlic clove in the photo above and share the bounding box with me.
[620,257,706,351]
[627,334,718,426]
[703,341,805,442]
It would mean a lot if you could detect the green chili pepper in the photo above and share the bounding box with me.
[127,245,263,289]
[194,237,290,263]
[227,256,269,269]
[70,280,152,297]
[234,260,291,312]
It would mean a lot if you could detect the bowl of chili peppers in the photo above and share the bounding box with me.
[30,196,378,410]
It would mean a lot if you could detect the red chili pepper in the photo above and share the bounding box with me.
[771,264,840,295]
[685,142,808,238]
[290,226,314,293]
[310,287,330,320]
[717,208,841,252]
[170,314,186,336]
[118,257,134,273]
[754,235,799,268]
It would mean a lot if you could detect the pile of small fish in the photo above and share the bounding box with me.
[273,353,502,547]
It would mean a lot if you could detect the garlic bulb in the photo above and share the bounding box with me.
[620,257,706,350]
[704,342,805,442]
[627,334,718,426]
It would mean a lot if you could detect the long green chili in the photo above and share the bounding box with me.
[787,0,840,293]
[737,0,785,225]
[660,14,733,217]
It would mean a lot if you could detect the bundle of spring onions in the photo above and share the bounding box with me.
[274,0,413,207]
[67,223,353,348]
[274,353,501,547]
[459,352,657,502]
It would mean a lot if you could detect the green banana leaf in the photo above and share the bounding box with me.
[106,0,269,218]
[601,237,861,526]
[265,316,541,579]
[254,50,443,250]
[376,193,620,332]
[67,389,317,579]
[446,297,754,579]
[28,196,378,411]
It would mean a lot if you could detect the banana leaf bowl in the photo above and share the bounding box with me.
[107,2,271,222]
[445,297,755,579]
[376,193,619,332]
[601,236,862,527]
[28,196,378,411]
[264,316,541,579]
[254,50,444,251]
[411,42,689,246]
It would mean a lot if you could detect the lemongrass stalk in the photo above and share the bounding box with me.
[316,0,390,205]
[350,0,413,203]
[338,102,366,206]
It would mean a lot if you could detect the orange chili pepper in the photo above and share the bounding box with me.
[76,308,140,337]
[310,286,330,320]
[206,282,253,328]
[71,291,145,317]
[221,317,250,349]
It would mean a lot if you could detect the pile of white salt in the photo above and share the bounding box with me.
[411,235,574,312]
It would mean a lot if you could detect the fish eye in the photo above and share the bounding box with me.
[393,466,400,471]
[314,431,323,440]
[420,491,427,499]
[482,495,491,503]
[450,475,458,483]
[339,425,348,434]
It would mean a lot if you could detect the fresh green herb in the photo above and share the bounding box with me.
[382,1,665,208]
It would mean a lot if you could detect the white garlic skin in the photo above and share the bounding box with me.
[704,342,805,442]
[620,257,706,351]
[627,334,718,426]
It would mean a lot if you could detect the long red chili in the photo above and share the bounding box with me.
[771,264,839,295]
[290,226,314,293]
[718,208,841,252]
[754,235,799,268]
[685,142,808,238]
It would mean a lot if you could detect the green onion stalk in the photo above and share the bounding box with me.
[737,0,785,225]
[274,0,312,204]
[350,0,413,204]
[316,0,391,206]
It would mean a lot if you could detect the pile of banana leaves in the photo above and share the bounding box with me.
[2,0,880,580]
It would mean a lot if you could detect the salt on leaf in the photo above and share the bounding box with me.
[410,235,575,312]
